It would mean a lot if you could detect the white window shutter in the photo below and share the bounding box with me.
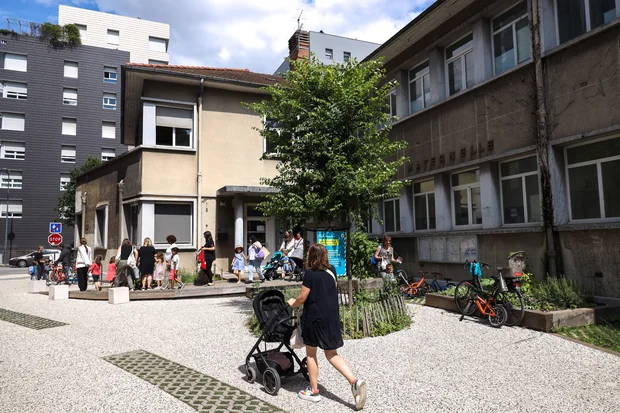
[4,54,27,72]
[1,113,25,131]
[149,37,167,52]
[62,118,77,136]
[107,30,119,45]
[156,107,193,129]
[64,61,78,78]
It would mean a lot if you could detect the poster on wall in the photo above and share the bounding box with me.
[316,230,347,276]
[418,235,478,263]
[461,236,478,261]
[418,238,431,261]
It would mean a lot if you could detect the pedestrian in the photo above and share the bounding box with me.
[280,230,295,254]
[89,255,103,291]
[169,247,184,289]
[247,235,265,283]
[115,238,137,291]
[289,230,305,271]
[33,245,44,280]
[153,252,165,289]
[106,256,116,286]
[164,234,178,268]
[54,243,73,283]
[288,243,367,409]
[196,231,215,286]
[76,238,92,292]
[231,245,246,284]
[138,237,156,290]
[373,235,400,272]
[280,249,294,279]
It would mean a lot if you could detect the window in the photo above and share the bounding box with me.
[62,118,76,136]
[154,203,192,244]
[343,51,351,61]
[3,53,27,72]
[0,170,22,189]
[95,206,108,248]
[409,62,430,113]
[64,61,78,78]
[451,169,482,227]
[60,173,70,191]
[1,82,27,99]
[383,198,401,232]
[101,148,115,162]
[557,0,616,44]
[102,121,116,139]
[493,2,531,74]
[500,156,541,224]
[0,201,22,219]
[63,88,77,106]
[566,136,620,220]
[149,36,168,52]
[148,59,168,65]
[76,24,87,41]
[414,180,436,230]
[325,48,333,60]
[387,89,397,118]
[0,113,25,131]
[0,141,25,160]
[103,93,117,110]
[445,34,474,96]
[155,106,193,147]
[61,145,76,163]
[107,29,119,45]
[103,66,117,83]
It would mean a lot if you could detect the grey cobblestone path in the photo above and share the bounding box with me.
[104,350,285,413]
[0,308,67,330]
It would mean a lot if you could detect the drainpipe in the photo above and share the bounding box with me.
[197,79,204,249]
[81,192,87,242]
[117,180,125,244]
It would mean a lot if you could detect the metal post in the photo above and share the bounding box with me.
[1,169,10,264]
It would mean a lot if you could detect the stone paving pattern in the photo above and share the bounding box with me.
[0,308,67,330]
[105,350,284,413]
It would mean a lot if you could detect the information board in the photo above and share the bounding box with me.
[316,230,347,276]
[418,235,478,263]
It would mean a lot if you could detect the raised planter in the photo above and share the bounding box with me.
[424,293,620,332]
[245,277,385,299]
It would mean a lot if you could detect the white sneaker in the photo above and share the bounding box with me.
[352,379,367,410]
[298,387,321,403]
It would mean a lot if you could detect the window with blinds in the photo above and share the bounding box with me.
[60,173,70,191]
[61,145,76,163]
[102,121,116,139]
[149,37,168,52]
[0,170,22,189]
[2,82,27,99]
[64,61,78,78]
[0,201,22,219]
[155,106,193,147]
[0,141,25,160]
[0,113,25,131]
[103,93,116,109]
[3,53,27,72]
[63,88,77,106]
[62,118,77,136]
[154,203,192,244]
[104,66,117,83]
[107,29,119,45]
[101,148,115,162]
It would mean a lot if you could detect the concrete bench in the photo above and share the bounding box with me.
[28,280,47,294]
[49,285,69,300]
[108,287,129,304]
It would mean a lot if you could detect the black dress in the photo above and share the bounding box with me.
[138,246,156,275]
[301,266,343,350]
[196,240,215,285]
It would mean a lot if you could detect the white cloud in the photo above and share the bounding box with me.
[44,0,435,73]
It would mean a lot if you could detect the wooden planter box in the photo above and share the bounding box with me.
[424,293,620,332]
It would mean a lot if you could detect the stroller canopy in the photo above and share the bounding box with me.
[252,289,292,342]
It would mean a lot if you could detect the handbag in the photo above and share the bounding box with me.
[289,310,304,349]
[127,248,137,268]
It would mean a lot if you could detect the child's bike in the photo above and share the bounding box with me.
[399,271,430,297]
[425,272,457,292]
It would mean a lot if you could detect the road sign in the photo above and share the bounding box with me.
[48,233,63,246]
[49,222,62,233]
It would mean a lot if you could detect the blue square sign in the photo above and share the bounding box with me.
[49,223,62,233]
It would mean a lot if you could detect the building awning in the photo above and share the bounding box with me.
[216,186,278,197]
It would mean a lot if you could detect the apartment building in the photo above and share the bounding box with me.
[274,30,379,74]
[367,0,620,296]
[0,31,129,259]
[58,5,170,65]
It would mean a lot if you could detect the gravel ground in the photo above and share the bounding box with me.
[1,272,619,413]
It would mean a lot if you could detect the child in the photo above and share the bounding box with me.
[169,247,184,289]
[89,255,103,291]
[154,252,165,290]
[106,256,116,286]
[382,263,395,281]
[28,263,37,280]
[232,245,246,284]
[281,249,294,279]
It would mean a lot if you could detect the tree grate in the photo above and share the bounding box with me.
[0,308,67,330]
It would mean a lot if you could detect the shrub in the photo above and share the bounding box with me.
[350,231,379,279]
[39,22,81,49]
[528,277,589,311]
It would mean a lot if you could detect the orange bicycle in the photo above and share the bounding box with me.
[399,271,431,297]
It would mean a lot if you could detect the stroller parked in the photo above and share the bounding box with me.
[262,251,284,281]
[245,290,308,395]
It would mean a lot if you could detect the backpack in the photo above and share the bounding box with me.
[28,265,36,276]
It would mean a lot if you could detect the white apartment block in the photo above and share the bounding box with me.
[58,5,170,64]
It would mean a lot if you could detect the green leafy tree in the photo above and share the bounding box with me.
[56,156,101,227]
[246,56,408,229]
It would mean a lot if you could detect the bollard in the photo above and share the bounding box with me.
[28,280,47,294]
[49,284,69,300]
[108,287,129,304]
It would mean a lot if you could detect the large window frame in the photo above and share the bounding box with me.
[413,180,436,231]
[499,155,542,225]
[103,93,117,110]
[408,61,430,114]
[383,198,401,233]
[1,82,28,100]
[565,136,620,222]
[0,200,22,219]
[154,202,194,246]
[103,66,117,83]
[63,88,77,106]
[155,105,193,148]
[0,141,25,160]
[0,112,25,131]
[451,169,482,228]
[0,170,22,189]
[61,145,76,163]
[445,33,474,96]
[492,1,531,75]
[555,0,617,45]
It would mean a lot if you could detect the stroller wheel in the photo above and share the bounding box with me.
[262,367,281,395]
[300,357,309,381]
[245,364,257,383]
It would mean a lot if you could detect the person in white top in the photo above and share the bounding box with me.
[289,231,305,270]
[280,230,295,254]
[164,234,178,263]
[76,237,92,291]
[247,235,265,283]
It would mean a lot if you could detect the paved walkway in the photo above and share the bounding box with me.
[1,270,619,412]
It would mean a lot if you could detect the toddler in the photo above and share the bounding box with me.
[231,245,246,283]
[281,249,294,279]
[381,263,395,282]
[169,247,184,289]
[28,263,37,280]
[89,255,103,291]
[106,256,116,286]
[154,252,165,289]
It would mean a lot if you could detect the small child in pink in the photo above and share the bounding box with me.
[106,256,116,286]
[153,252,165,289]
[89,255,103,291]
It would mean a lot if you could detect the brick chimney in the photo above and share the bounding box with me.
[288,30,310,61]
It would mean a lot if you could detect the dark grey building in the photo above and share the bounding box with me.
[0,31,129,259]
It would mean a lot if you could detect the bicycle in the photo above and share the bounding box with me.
[458,283,508,328]
[425,272,457,293]
[46,263,76,286]
[398,271,430,297]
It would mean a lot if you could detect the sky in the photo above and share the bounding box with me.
[1,0,436,74]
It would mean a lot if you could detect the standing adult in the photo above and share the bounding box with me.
[164,235,178,266]
[373,235,400,272]
[196,231,215,286]
[33,245,45,280]
[289,230,305,271]
[288,244,367,408]
[75,238,92,291]
[247,235,265,283]
[115,238,137,291]
[279,230,295,254]
[138,237,156,290]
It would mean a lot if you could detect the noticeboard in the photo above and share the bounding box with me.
[418,235,478,263]
[316,230,347,276]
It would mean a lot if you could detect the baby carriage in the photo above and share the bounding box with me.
[262,251,284,281]
[245,290,308,395]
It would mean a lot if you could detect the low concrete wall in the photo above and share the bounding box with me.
[245,277,385,299]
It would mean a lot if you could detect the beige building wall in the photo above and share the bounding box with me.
[141,151,197,196]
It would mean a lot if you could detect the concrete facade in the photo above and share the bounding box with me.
[366,0,620,296]
[0,33,128,258]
